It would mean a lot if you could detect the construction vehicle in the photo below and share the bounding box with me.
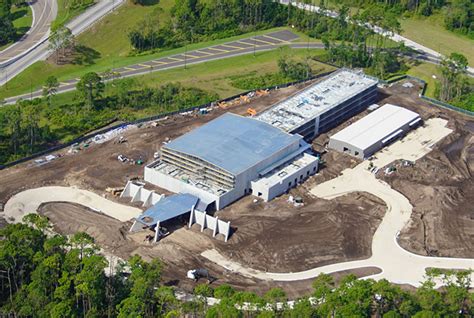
[106,187,124,196]
[115,136,127,144]
[187,269,216,283]
[247,108,257,116]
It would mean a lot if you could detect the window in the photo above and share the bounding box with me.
[355,151,359,156]
[300,175,303,180]
[307,171,310,176]
[258,192,262,197]
[288,182,292,187]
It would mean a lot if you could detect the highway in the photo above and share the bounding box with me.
[0,0,125,88]
[0,0,57,67]
[2,29,450,105]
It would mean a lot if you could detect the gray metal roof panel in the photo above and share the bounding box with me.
[163,113,301,175]
[137,193,199,226]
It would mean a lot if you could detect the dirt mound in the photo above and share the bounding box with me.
[214,190,386,272]
[39,202,139,259]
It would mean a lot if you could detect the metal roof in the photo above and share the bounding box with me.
[255,69,378,132]
[136,193,199,226]
[163,113,301,175]
[330,104,420,150]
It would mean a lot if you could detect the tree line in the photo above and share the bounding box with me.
[0,0,26,45]
[0,217,473,317]
[328,0,473,38]
[0,73,218,165]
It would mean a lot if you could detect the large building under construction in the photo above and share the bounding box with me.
[145,113,318,210]
[256,69,378,140]
[145,69,378,210]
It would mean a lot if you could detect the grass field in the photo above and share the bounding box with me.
[0,5,33,51]
[52,0,96,30]
[52,48,333,109]
[0,25,314,100]
[406,62,440,98]
[400,13,474,66]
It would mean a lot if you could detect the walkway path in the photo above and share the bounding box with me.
[4,186,141,222]
[201,118,474,287]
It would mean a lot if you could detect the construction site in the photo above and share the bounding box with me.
[1,69,473,297]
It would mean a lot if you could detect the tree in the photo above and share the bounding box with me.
[42,76,59,107]
[438,52,469,102]
[76,72,104,108]
[48,26,75,64]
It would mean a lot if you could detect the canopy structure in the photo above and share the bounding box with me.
[135,193,199,227]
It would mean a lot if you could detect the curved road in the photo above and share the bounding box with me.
[0,0,57,67]
[0,0,125,88]
[201,118,474,288]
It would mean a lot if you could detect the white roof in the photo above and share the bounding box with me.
[330,104,420,150]
[255,69,378,132]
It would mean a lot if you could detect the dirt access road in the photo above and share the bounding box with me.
[0,78,472,296]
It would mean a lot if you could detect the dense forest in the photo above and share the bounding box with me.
[0,74,218,164]
[0,217,472,317]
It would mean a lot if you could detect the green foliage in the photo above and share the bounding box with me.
[0,82,218,165]
[76,72,105,108]
[1,221,473,316]
[444,0,474,38]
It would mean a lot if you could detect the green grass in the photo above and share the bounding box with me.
[0,25,309,100]
[406,62,440,98]
[400,13,474,66]
[51,47,333,108]
[52,0,96,30]
[0,5,33,51]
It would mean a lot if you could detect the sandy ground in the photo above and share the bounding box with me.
[0,78,473,296]
[201,118,474,287]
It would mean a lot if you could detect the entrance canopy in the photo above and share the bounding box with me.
[136,193,199,226]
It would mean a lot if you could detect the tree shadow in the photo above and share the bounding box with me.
[71,45,101,66]
[10,8,28,21]
[135,0,160,6]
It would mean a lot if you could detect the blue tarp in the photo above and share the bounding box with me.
[136,193,199,226]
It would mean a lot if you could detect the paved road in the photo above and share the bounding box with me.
[202,118,474,288]
[0,0,57,67]
[3,30,304,104]
[280,0,474,76]
[0,0,125,88]
[2,29,450,105]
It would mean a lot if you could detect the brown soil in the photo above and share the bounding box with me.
[376,80,474,258]
[1,78,472,297]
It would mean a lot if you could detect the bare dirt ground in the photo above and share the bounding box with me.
[0,78,472,297]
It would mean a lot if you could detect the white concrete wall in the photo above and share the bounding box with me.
[121,180,164,207]
[144,166,224,208]
[251,156,319,201]
[189,208,231,242]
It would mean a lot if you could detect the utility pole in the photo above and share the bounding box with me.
[184,43,187,69]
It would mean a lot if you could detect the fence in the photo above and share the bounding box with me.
[0,70,336,170]
[380,74,474,117]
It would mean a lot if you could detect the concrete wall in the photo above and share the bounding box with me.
[189,207,231,242]
[251,156,319,201]
[144,165,228,209]
[121,181,164,207]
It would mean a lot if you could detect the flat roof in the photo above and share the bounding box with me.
[136,193,199,226]
[255,69,378,132]
[330,104,420,150]
[253,153,318,188]
[163,113,301,175]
